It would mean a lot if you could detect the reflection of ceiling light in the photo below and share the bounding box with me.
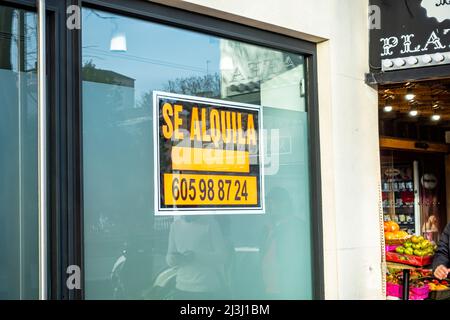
[110,32,127,52]
[409,109,418,117]
[405,88,415,101]
[220,56,234,71]
[431,114,441,121]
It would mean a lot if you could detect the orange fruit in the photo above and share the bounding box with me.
[385,232,395,240]
[384,221,400,232]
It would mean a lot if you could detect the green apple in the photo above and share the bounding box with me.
[396,246,405,254]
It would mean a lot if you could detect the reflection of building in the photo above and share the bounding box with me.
[220,39,305,110]
[82,63,136,108]
[4,0,389,301]
[83,63,135,87]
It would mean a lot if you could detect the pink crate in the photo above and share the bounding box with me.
[386,282,429,300]
[386,245,399,252]
[387,282,402,298]
[410,285,429,299]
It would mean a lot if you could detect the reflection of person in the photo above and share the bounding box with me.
[432,223,450,280]
[422,214,439,242]
[166,215,228,299]
[423,215,439,233]
[261,187,305,299]
[110,239,150,299]
[420,174,440,242]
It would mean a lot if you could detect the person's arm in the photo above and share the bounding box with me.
[166,222,179,267]
[432,223,450,272]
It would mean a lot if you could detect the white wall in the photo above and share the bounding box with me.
[150,0,383,299]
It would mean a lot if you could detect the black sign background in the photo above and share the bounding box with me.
[154,93,263,213]
[370,0,450,71]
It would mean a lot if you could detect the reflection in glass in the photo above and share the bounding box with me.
[0,5,38,299]
[82,8,311,300]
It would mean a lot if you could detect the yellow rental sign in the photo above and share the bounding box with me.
[153,91,264,215]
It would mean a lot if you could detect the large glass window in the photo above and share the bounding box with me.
[82,8,312,299]
[0,5,38,299]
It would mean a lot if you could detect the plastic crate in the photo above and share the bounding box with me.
[386,282,429,300]
[386,251,433,267]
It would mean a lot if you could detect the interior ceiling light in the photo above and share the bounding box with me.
[433,53,445,62]
[383,99,393,112]
[432,99,440,109]
[409,108,418,117]
[407,57,419,65]
[431,114,441,121]
[422,55,433,64]
[405,87,415,101]
[431,103,441,121]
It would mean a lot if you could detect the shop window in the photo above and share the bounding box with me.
[0,5,39,299]
[82,8,312,300]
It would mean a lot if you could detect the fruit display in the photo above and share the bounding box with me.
[427,279,449,291]
[386,236,436,266]
[426,279,450,300]
[386,268,450,300]
[386,268,430,300]
[394,236,436,257]
[384,221,410,244]
[385,230,409,241]
[384,221,400,233]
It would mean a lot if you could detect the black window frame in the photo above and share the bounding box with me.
[3,0,324,300]
[78,0,324,300]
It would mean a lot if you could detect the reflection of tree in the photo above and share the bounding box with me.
[132,73,222,215]
[163,73,220,98]
[0,7,37,72]
[0,8,13,70]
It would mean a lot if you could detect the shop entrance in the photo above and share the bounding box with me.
[379,79,450,300]
[381,150,447,241]
[379,79,450,238]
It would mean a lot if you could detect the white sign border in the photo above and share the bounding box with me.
[153,91,265,216]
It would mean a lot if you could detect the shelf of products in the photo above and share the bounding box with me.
[381,163,417,234]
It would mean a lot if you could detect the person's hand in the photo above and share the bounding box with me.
[434,265,449,280]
